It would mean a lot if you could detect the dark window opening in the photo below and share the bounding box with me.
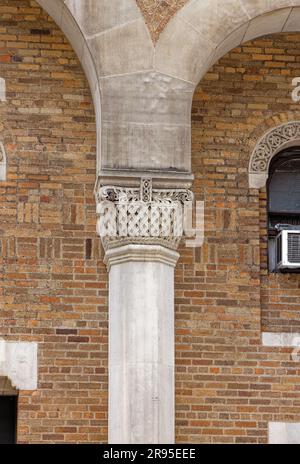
[0,396,17,444]
[268,148,300,271]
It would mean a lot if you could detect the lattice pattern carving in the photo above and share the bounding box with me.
[250,122,300,173]
[96,179,193,251]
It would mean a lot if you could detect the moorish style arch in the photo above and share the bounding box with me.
[249,122,300,188]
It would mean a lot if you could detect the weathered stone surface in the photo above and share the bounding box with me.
[87,19,153,77]
[283,6,300,31]
[155,14,214,83]
[212,23,248,63]
[241,0,299,18]
[101,121,191,172]
[66,0,142,36]
[177,0,248,47]
[100,72,193,173]
[243,8,291,42]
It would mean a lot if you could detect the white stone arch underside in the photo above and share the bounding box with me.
[155,0,300,84]
[249,122,300,188]
[35,0,156,177]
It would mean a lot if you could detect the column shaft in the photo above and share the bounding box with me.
[107,245,178,444]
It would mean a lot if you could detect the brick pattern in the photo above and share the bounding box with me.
[174,33,300,443]
[0,0,108,443]
[136,0,189,43]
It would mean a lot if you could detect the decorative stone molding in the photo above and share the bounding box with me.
[104,244,180,272]
[0,342,38,391]
[249,121,300,188]
[96,178,193,252]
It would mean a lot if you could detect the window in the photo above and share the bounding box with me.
[0,396,17,444]
[268,148,300,271]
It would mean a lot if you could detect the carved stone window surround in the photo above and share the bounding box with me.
[249,121,300,188]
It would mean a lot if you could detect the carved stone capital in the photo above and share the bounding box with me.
[95,178,193,252]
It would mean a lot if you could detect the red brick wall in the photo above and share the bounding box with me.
[0,0,108,443]
[174,33,300,443]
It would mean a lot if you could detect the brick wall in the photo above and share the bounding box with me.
[0,0,108,443]
[174,33,300,443]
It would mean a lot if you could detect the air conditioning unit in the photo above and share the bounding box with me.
[276,230,300,271]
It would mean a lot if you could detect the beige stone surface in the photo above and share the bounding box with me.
[243,8,292,42]
[65,0,142,36]
[87,19,154,77]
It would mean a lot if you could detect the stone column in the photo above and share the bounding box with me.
[96,179,192,444]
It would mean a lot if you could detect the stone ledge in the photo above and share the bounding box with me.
[104,244,180,271]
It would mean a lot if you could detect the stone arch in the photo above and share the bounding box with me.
[248,117,300,188]
[35,0,154,175]
[35,0,102,168]
[155,1,300,84]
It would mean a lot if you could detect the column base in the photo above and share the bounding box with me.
[104,244,180,272]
